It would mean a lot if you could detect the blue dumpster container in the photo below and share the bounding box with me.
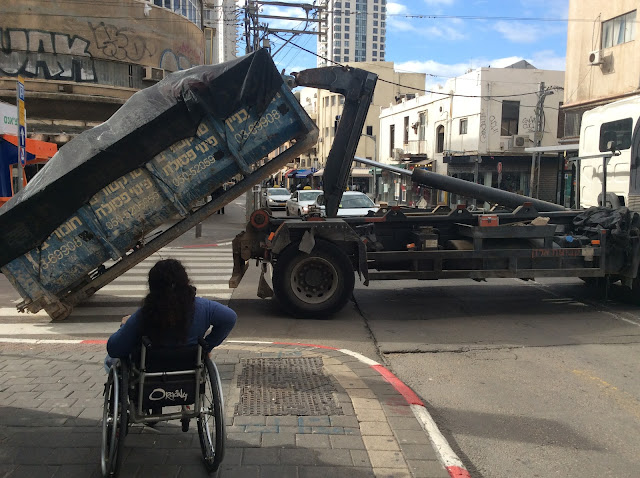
[0,50,318,319]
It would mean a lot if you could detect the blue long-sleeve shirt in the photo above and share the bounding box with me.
[106,297,237,358]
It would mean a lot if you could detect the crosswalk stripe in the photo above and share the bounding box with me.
[111,275,232,282]
[0,246,235,323]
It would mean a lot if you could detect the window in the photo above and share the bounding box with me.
[344,49,349,54]
[334,33,341,38]
[340,96,345,104]
[501,100,519,136]
[403,116,409,144]
[373,20,378,26]
[331,95,336,106]
[344,56,349,61]
[335,25,341,31]
[602,10,636,48]
[389,124,395,157]
[373,28,377,33]
[459,118,468,135]
[373,43,377,49]
[373,35,377,41]
[372,51,377,57]
[345,34,350,39]
[324,97,329,107]
[334,55,340,62]
[345,26,350,31]
[418,112,426,140]
[436,125,445,153]
[600,118,633,152]
[345,18,350,23]
[335,1,341,7]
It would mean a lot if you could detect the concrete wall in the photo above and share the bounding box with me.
[565,0,640,108]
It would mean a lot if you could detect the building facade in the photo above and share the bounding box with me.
[379,63,565,206]
[562,1,638,142]
[314,62,424,195]
[203,0,239,64]
[317,0,386,67]
[0,0,237,146]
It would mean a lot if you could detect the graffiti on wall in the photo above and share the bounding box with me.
[159,49,195,71]
[0,28,97,81]
[88,22,155,62]
[521,116,536,133]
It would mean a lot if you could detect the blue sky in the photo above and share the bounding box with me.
[263,0,569,85]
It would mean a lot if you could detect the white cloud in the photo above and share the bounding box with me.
[387,3,466,40]
[396,51,566,91]
[493,21,541,44]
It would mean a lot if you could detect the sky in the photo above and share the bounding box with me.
[257,0,570,88]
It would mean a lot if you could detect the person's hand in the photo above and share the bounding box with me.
[121,315,131,326]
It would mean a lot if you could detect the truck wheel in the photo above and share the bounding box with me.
[272,239,355,319]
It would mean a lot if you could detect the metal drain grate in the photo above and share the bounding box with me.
[235,357,343,416]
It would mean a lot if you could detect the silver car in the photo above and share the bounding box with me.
[262,187,291,210]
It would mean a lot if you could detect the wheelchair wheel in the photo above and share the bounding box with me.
[197,357,225,473]
[101,361,128,478]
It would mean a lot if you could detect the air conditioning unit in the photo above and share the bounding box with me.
[588,50,603,66]
[510,135,529,149]
[143,66,165,82]
[393,148,404,161]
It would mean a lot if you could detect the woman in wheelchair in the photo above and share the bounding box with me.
[101,259,236,477]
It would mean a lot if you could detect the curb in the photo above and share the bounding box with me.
[1,337,471,478]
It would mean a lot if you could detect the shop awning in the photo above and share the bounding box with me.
[351,167,372,177]
[295,168,317,178]
[285,169,297,178]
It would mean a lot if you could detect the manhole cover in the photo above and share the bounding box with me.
[235,357,343,416]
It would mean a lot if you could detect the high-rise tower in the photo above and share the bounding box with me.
[317,0,386,66]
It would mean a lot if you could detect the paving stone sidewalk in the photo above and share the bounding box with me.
[0,341,449,478]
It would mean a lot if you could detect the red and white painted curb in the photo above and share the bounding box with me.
[0,337,470,478]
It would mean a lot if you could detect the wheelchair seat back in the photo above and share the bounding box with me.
[132,340,203,410]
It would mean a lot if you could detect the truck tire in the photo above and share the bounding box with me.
[272,239,355,319]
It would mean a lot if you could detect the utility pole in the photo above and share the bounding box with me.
[243,0,326,55]
[529,82,554,198]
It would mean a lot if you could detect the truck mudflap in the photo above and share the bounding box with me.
[1,50,318,319]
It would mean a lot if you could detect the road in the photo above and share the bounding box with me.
[1,198,639,477]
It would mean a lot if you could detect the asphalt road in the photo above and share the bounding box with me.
[354,277,640,478]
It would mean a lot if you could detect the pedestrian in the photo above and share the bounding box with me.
[105,259,237,370]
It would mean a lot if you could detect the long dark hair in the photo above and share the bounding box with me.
[141,259,196,345]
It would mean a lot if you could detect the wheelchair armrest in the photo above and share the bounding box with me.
[198,337,208,350]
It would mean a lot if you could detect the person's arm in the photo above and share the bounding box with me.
[106,310,142,358]
[203,300,237,352]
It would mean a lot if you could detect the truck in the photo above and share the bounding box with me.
[229,70,640,319]
[577,95,640,211]
[2,52,639,321]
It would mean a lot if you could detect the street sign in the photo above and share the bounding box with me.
[497,161,502,174]
[16,76,26,191]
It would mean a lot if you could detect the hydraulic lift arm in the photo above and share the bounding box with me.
[293,66,377,217]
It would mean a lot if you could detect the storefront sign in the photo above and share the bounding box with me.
[0,100,18,135]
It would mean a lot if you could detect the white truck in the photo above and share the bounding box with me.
[578,95,640,210]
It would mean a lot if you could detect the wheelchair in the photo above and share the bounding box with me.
[101,337,225,477]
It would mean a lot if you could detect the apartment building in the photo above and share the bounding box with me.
[317,0,386,67]
[0,0,234,145]
[379,63,565,206]
[314,62,424,194]
[562,1,638,142]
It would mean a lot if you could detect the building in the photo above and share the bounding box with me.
[0,0,236,147]
[379,62,565,206]
[562,1,638,142]
[203,0,239,64]
[317,0,387,67]
[313,61,424,195]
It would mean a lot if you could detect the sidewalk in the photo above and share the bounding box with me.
[0,339,453,478]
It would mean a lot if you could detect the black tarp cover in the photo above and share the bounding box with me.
[0,49,282,268]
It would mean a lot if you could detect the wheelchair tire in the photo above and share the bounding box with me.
[197,357,225,473]
[101,362,128,477]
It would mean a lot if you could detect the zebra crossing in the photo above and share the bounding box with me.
[0,246,235,333]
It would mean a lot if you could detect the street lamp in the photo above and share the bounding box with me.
[360,133,377,200]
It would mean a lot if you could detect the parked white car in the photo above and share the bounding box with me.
[286,189,323,216]
[313,191,379,217]
[262,187,290,210]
